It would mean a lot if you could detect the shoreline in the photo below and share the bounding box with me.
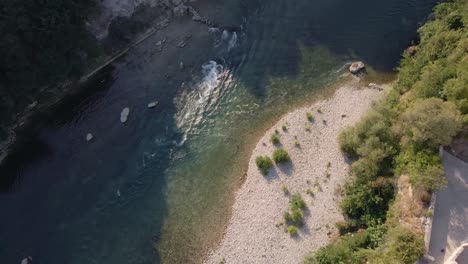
[205,80,389,263]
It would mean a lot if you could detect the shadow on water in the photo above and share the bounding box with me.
[0,64,115,191]
[0,53,178,263]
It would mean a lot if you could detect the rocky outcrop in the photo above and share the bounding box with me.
[88,0,200,39]
[349,61,365,74]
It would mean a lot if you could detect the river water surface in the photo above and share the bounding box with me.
[0,0,438,263]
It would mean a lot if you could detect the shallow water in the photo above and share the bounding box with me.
[0,1,438,263]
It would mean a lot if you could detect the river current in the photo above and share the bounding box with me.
[0,0,438,263]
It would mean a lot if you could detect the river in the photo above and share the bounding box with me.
[0,0,438,263]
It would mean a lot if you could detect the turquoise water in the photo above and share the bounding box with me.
[0,1,438,263]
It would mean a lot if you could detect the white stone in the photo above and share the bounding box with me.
[120,107,130,123]
[147,101,159,108]
[86,133,94,141]
[21,257,32,264]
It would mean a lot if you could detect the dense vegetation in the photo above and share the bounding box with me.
[0,0,102,136]
[0,1,165,140]
[306,0,467,263]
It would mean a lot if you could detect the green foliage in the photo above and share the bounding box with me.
[282,185,289,195]
[395,147,447,191]
[341,178,394,227]
[366,224,388,248]
[288,225,298,236]
[384,227,425,264]
[425,210,433,218]
[291,207,304,225]
[290,193,306,210]
[282,125,288,131]
[255,156,273,175]
[273,148,290,164]
[307,1,467,262]
[307,112,314,121]
[271,133,281,145]
[304,231,370,264]
[336,220,359,236]
[394,98,462,148]
[283,193,307,230]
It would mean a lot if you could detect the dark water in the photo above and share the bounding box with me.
[0,0,438,263]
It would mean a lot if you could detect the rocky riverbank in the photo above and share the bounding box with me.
[205,81,389,264]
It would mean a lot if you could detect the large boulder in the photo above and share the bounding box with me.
[349,61,365,74]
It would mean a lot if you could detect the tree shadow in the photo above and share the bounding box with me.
[264,166,281,182]
[277,160,295,176]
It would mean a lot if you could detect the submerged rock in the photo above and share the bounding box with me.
[20,256,32,264]
[349,61,365,74]
[177,41,187,48]
[368,83,384,91]
[147,101,159,108]
[120,107,130,123]
[86,133,94,141]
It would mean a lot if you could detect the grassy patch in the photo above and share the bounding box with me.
[271,133,280,145]
[255,156,273,175]
[273,148,290,164]
[288,225,298,236]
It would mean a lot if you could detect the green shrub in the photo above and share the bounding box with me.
[385,227,425,264]
[291,207,303,225]
[341,178,394,227]
[336,220,359,236]
[425,210,433,218]
[394,98,462,148]
[282,185,289,195]
[307,112,314,121]
[305,124,311,132]
[282,125,288,131]
[273,148,290,164]
[255,156,273,175]
[395,147,446,191]
[338,127,359,157]
[271,133,280,145]
[290,193,306,210]
[305,231,370,264]
[288,225,298,236]
[366,224,387,248]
